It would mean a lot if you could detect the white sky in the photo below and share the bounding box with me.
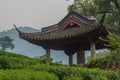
[0,0,73,31]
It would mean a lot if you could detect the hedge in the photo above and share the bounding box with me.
[30,64,120,80]
[0,69,58,80]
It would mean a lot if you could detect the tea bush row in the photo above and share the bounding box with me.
[0,50,44,69]
[0,51,120,80]
[86,52,120,72]
[0,69,58,80]
[30,64,120,80]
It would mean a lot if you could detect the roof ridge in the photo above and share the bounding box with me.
[58,10,96,26]
[71,10,90,20]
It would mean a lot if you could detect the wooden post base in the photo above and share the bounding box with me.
[46,49,50,64]
[69,54,73,65]
[77,49,85,65]
[90,41,96,59]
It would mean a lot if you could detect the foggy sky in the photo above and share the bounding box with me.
[0,0,73,31]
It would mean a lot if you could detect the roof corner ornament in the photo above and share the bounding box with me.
[13,24,22,33]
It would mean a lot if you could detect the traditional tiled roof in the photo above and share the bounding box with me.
[42,24,59,33]
[14,11,108,50]
[58,11,96,26]
[41,11,97,33]
[19,24,100,40]
[14,11,102,41]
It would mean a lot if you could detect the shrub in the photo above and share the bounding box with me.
[0,50,42,69]
[0,51,119,80]
[86,51,120,72]
[64,77,83,80]
[0,56,10,69]
[85,58,108,69]
[0,69,58,80]
[30,64,120,80]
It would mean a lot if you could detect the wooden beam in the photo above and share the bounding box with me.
[46,49,50,64]
[77,49,85,65]
[60,18,83,30]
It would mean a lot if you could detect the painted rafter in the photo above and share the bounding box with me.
[60,17,84,30]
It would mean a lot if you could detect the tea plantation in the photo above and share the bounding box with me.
[0,50,120,80]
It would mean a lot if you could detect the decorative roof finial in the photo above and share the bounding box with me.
[13,24,22,33]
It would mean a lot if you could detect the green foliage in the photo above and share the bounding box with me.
[0,56,10,69]
[0,51,119,80]
[69,0,97,16]
[86,33,120,72]
[86,57,108,69]
[96,51,109,58]
[86,50,109,63]
[69,0,120,34]
[86,51,120,72]
[0,50,30,59]
[34,55,53,64]
[30,64,120,80]
[64,77,83,80]
[0,50,44,69]
[0,36,15,50]
[0,69,58,80]
[103,33,120,51]
[34,55,46,63]
[34,55,62,66]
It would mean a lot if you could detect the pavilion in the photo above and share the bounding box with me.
[14,11,108,65]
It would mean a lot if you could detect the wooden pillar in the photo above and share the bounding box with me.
[46,49,50,64]
[90,41,96,59]
[64,50,74,65]
[69,54,73,65]
[77,49,85,65]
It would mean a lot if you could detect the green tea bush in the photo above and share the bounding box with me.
[0,56,10,69]
[0,69,58,80]
[85,58,108,69]
[64,77,83,80]
[30,64,120,80]
[0,50,42,69]
[86,51,120,72]
[89,33,120,72]
[0,50,30,59]
[0,51,119,80]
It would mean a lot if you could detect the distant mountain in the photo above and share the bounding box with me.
[0,27,91,64]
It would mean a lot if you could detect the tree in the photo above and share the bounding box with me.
[68,0,120,70]
[104,33,120,51]
[68,0,120,34]
[0,36,15,51]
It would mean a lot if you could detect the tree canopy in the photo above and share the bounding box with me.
[68,0,120,34]
[0,36,15,51]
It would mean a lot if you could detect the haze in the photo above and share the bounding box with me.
[0,0,73,31]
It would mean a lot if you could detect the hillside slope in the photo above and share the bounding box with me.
[0,50,119,80]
